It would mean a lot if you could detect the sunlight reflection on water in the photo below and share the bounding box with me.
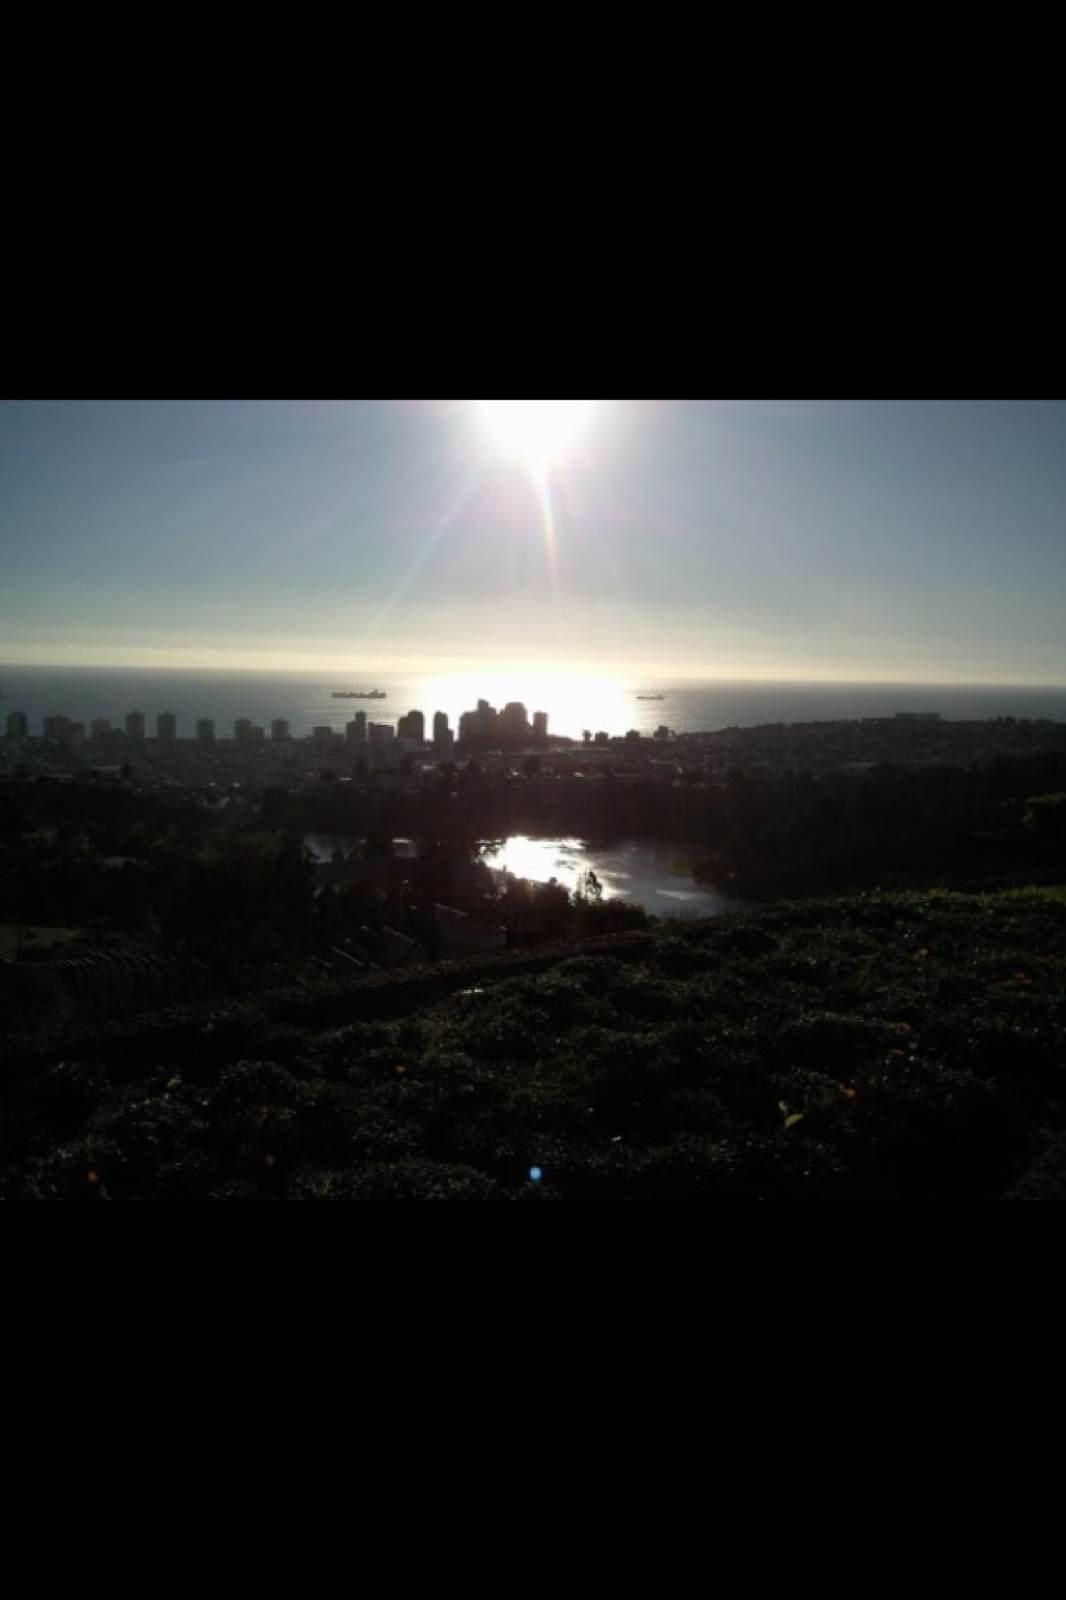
[479,835,736,918]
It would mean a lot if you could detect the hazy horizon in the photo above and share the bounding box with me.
[4,399,1066,687]
[2,651,1064,689]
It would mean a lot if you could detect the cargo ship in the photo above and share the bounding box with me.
[332,689,386,699]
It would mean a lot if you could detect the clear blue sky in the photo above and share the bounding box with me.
[1,399,1064,682]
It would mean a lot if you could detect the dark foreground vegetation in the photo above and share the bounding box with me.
[4,887,1066,1199]
[5,735,1066,1198]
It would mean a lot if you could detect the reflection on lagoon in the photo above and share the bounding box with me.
[480,836,736,918]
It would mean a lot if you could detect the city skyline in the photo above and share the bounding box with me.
[5,693,550,747]
[3,400,1066,686]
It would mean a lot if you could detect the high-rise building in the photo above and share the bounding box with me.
[432,711,455,755]
[196,718,216,745]
[271,718,290,741]
[5,710,29,740]
[368,722,395,743]
[126,710,146,741]
[475,699,498,739]
[44,715,74,742]
[594,731,610,746]
[397,709,425,742]
[312,725,334,743]
[157,711,177,742]
[500,702,530,742]
[533,711,548,741]
[234,717,253,743]
[91,717,112,740]
[345,713,367,744]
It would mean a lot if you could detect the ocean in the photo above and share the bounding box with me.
[2,664,1065,742]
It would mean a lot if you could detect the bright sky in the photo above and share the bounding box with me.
[2,399,1064,684]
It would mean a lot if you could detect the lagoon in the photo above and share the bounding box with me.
[480,836,736,918]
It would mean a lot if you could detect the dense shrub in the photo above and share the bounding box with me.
[4,889,1066,1197]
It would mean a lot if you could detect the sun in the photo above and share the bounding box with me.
[478,400,595,475]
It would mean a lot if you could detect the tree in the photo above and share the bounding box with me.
[579,868,603,905]
[260,787,289,829]
[1024,793,1066,839]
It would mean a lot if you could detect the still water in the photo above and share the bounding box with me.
[481,836,736,918]
[5,663,1065,743]
[305,835,417,862]
[304,832,734,918]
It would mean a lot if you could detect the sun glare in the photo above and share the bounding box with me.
[478,400,595,474]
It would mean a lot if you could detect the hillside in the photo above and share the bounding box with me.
[4,886,1066,1199]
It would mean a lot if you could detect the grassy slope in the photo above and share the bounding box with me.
[4,887,1066,1199]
